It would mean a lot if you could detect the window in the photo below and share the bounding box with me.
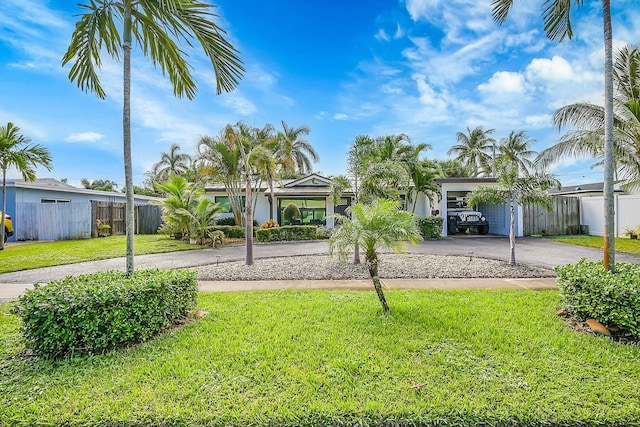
[214,196,245,213]
[41,198,70,203]
[278,198,326,225]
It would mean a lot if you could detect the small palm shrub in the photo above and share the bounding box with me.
[13,269,198,358]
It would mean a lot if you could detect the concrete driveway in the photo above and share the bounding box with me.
[0,236,637,300]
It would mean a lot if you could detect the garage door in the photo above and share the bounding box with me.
[479,203,509,236]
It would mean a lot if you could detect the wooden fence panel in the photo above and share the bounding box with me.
[16,203,92,241]
[523,196,580,236]
[91,201,163,236]
[136,204,163,234]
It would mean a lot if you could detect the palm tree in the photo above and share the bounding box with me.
[433,159,473,178]
[151,144,193,183]
[329,199,423,313]
[467,157,559,266]
[491,0,615,270]
[498,131,538,176]
[0,123,52,250]
[447,126,495,177]
[81,178,119,191]
[197,133,244,226]
[63,0,244,275]
[274,121,319,176]
[537,46,640,188]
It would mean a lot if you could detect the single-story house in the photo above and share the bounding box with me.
[1,178,161,241]
[205,173,434,228]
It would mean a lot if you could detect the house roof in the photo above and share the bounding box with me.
[548,181,626,196]
[205,173,356,197]
[2,178,162,201]
[435,177,498,184]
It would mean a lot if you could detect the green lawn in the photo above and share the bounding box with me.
[2,289,639,426]
[549,235,640,255]
[0,235,203,274]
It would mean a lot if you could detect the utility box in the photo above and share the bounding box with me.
[580,224,590,235]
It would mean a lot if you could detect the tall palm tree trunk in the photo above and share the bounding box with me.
[602,0,615,271]
[366,252,389,312]
[123,4,135,275]
[509,200,516,265]
[245,174,254,265]
[0,169,7,250]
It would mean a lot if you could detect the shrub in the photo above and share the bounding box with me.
[255,225,318,242]
[415,216,444,239]
[216,217,237,226]
[13,269,198,357]
[283,203,301,224]
[210,225,245,239]
[260,219,279,229]
[556,259,640,340]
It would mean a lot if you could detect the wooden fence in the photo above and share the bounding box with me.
[522,196,581,236]
[91,201,163,236]
[14,201,162,241]
[16,202,92,241]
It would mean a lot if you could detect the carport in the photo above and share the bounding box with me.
[436,178,523,237]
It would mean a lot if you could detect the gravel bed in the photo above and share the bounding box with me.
[195,253,556,281]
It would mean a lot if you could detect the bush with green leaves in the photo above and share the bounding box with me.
[255,225,318,242]
[415,216,444,239]
[13,269,198,357]
[210,225,245,238]
[556,259,640,340]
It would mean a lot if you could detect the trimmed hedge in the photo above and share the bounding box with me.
[415,216,444,239]
[255,225,319,242]
[556,259,640,340]
[13,269,198,357]
[210,225,245,239]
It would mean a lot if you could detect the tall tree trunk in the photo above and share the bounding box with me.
[366,252,389,312]
[0,169,7,250]
[353,242,361,265]
[509,199,516,266]
[245,174,254,265]
[602,0,615,271]
[123,3,134,275]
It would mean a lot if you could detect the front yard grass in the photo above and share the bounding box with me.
[2,289,639,426]
[550,235,640,255]
[0,235,203,274]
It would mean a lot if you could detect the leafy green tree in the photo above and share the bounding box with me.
[433,158,473,178]
[63,0,244,275]
[467,157,559,266]
[329,199,422,313]
[197,133,244,226]
[497,131,537,176]
[491,0,615,270]
[151,144,193,183]
[274,121,319,176]
[0,123,53,249]
[537,45,640,189]
[447,126,495,177]
[81,178,119,191]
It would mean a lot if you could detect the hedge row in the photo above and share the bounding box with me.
[13,269,198,358]
[415,216,444,239]
[556,259,640,340]
[255,225,321,242]
[210,225,245,239]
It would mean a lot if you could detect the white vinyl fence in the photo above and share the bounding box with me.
[16,202,92,241]
[580,194,640,237]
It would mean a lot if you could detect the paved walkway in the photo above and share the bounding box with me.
[1,236,638,301]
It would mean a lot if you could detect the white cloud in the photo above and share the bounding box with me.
[333,113,349,120]
[218,93,257,116]
[477,71,526,96]
[64,132,106,143]
[526,56,574,83]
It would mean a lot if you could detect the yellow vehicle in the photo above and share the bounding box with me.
[1,211,14,243]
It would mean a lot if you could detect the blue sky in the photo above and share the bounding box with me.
[0,0,638,188]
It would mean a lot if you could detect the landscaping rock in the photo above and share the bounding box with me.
[586,319,611,336]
